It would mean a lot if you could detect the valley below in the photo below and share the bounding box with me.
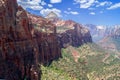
[41,43,120,80]
[0,0,120,80]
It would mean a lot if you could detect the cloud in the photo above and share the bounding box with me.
[17,0,62,17]
[70,11,79,15]
[17,0,43,10]
[64,11,79,15]
[50,0,62,3]
[96,1,112,7]
[64,11,69,14]
[40,8,62,17]
[74,0,96,8]
[48,4,53,7]
[68,8,71,10]
[74,0,113,10]
[89,12,95,15]
[88,7,96,11]
[41,1,47,6]
[107,2,120,10]
[88,7,95,10]
[29,6,43,10]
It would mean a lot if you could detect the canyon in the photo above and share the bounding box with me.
[0,0,92,80]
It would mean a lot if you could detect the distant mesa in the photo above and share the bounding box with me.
[45,11,58,19]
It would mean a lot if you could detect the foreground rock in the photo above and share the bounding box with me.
[0,0,61,80]
[0,0,41,80]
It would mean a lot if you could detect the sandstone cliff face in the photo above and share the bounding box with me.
[57,23,92,47]
[27,13,61,64]
[0,0,41,80]
[0,0,61,80]
[0,1,92,80]
[46,12,92,48]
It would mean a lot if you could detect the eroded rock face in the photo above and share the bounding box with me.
[0,0,41,80]
[0,0,92,80]
[57,23,92,48]
[0,0,62,80]
[27,13,62,64]
[46,12,92,48]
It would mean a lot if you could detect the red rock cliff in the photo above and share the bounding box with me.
[27,13,61,64]
[0,0,41,80]
[57,23,92,48]
[46,12,92,48]
[0,0,61,80]
[0,0,92,80]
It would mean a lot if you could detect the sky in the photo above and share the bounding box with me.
[17,0,120,26]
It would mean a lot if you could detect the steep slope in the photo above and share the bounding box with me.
[0,1,93,80]
[96,25,120,54]
[57,23,92,47]
[41,65,73,80]
[85,24,120,54]
[0,0,41,80]
[27,13,62,64]
[85,24,107,42]
[85,24,120,42]
[42,43,120,80]
[46,12,92,48]
[0,0,61,80]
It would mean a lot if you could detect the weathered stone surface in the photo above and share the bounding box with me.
[0,1,92,80]
[28,13,61,64]
[0,0,61,80]
[57,23,92,48]
[0,0,40,80]
[46,12,92,48]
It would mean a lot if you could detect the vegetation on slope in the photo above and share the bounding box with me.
[41,43,120,80]
[41,65,73,80]
[111,37,120,52]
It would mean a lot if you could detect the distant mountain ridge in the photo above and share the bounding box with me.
[85,24,120,42]
[0,2,92,80]
[85,24,120,54]
[45,11,58,19]
[46,12,92,47]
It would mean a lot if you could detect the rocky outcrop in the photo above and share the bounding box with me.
[46,12,92,48]
[0,0,61,80]
[0,1,92,80]
[0,0,41,80]
[57,23,92,47]
[27,13,61,64]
